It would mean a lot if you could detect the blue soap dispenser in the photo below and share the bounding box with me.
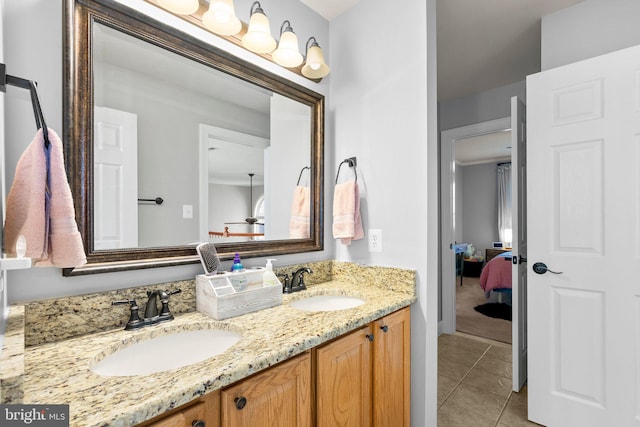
[231,253,244,272]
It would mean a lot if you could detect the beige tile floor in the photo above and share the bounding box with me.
[438,333,542,427]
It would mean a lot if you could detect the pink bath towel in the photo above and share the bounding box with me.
[332,180,364,246]
[4,128,86,268]
[289,185,310,238]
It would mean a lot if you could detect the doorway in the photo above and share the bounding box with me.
[440,97,528,392]
[440,116,512,338]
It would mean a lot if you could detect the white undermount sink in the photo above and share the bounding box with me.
[90,329,241,377]
[290,295,365,312]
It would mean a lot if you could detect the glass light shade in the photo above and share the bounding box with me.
[302,45,330,78]
[157,0,199,15]
[16,235,26,258]
[202,0,242,36]
[242,12,276,53]
[273,31,303,68]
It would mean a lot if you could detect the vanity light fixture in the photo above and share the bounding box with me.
[145,0,327,81]
[301,36,330,79]
[272,20,303,68]
[202,0,242,36]
[242,1,276,54]
[157,0,199,15]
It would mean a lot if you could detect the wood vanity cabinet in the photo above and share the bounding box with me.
[220,352,312,427]
[139,390,220,427]
[316,307,411,427]
[136,307,409,427]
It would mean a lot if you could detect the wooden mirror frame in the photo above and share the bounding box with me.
[63,0,324,276]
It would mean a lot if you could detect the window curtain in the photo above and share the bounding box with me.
[497,163,512,244]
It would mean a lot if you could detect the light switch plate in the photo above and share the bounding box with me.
[183,205,193,219]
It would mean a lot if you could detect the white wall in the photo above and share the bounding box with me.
[460,162,498,252]
[0,0,7,348]
[267,94,310,240]
[4,0,331,303]
[439,80,526,131]
[329,0,436,425]
[542,0,640,71]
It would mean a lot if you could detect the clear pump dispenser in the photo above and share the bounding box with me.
[263,258,279,286]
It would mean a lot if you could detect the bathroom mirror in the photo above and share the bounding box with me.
[63,0,324,275]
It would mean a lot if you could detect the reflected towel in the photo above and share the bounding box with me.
[332,180,364,246]
[289,185,310,238]
[4,128,86,268]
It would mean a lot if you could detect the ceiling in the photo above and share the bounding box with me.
[454,131,511,165]
[301,0,584,101]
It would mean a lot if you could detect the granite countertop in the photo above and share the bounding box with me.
[2,262,416,426]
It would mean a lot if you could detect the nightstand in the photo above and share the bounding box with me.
[486,248,510,262]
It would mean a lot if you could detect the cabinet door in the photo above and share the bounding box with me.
[146,402,205,427]
[220,352,311,427]
[373,307,411,427]
[316,325,373,427]
[141,391,219,427]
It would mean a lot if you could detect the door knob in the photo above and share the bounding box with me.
[532,262,562,275]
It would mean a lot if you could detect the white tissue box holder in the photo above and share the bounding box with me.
[196,267,282,320]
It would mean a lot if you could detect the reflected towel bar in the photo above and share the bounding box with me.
[138,197,164,205]
[297,166,310,186]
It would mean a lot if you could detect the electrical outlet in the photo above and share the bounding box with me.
[183,204,193,219]
[368,229,382,253]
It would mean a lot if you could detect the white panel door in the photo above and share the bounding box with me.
[511,96,527,392]
[527,44,640,426]
[94,107,138,250]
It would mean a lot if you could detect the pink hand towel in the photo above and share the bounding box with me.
[332,180,364,246]
[4,130,48,259]
[289,185,310,238]
[4,128,86,268]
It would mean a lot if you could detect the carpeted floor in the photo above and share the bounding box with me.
[456,276,512,344]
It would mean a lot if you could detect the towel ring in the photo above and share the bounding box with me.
[297,166,310,186]
[335,157,357,184]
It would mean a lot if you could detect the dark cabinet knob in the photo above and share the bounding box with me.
[192,420,205,427]
[366,334,374,342]
[380,325,388,333]
[235,396,247,410]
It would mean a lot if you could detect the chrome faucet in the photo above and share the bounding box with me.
[290,267,313,292]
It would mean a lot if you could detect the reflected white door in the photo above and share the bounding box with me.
[527,44,640,426]
[94,107,138,249]
[510,96,527,392]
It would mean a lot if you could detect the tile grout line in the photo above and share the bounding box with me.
[438,343,493,408]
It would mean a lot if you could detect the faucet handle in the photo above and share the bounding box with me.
[158,288,181,321]
[278,273,291,293]
[112,300,144,330]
